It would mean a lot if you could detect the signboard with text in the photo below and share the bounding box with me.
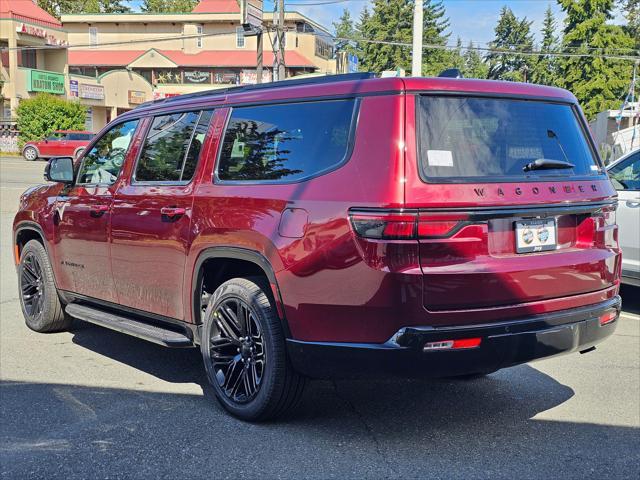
[28,70,65,94]
[241,0,263,31]
[79,83,104,100]
[69,79,79,97]
[128,90,146,104]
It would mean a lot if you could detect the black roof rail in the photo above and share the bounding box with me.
[143,72,376,107]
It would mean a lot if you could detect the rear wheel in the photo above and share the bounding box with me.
[23,146,38,161]
[201,277,305,421]
[18,240,72,333]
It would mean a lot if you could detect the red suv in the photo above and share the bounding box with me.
[13,74,622,421]
[22,130,94,161]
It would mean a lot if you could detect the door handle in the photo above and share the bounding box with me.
[89,204,109,217]
[160,206,186,219]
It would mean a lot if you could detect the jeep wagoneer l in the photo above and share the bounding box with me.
[14,73,622,421]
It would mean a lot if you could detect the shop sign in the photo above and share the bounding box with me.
[85,107,93,132]
[241,0,263,31]
[79,83,104,100]
[28,69,65,94]
[69,79,79,97]
[16,23,68,46]
[152,92,180,100]
[128,90,147,104]
[240,69,271,85]
[184,70,211,84]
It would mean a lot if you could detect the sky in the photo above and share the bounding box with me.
[264,0,627,46]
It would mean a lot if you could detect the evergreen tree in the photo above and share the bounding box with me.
[559,0,635,119]
[357,0,450,76]
[333,9,358,56]
[448,37,466,73]
[463,42,489,79]
[530,5,560,85]
[485,6,535,82]
[141,0,198,13]
[622,0,640,47]
[38,0,130,18]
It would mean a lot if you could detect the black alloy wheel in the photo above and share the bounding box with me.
[20,251,45,320]
[209,297,265,403]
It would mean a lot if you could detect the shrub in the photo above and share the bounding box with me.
[16,94,87,148]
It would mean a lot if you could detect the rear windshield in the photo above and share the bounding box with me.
[417,96,600,182]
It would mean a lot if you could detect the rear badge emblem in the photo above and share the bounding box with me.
[522,228,534,244]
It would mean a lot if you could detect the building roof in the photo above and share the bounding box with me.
[192,0,240,14]
[68,49,315,69]
[0,0,62,27]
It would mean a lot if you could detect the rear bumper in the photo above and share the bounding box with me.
[286,296,621,379]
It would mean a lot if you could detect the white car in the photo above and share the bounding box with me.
[607,149,640,287]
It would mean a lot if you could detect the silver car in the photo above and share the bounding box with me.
[607,149,640,287]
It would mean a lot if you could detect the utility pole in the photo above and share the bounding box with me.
[411,0,423,77]
[277,0,286,81]
[256,29,263,83]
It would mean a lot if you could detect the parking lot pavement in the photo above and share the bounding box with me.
[1,157,639,479]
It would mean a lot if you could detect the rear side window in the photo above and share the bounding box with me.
[134,110,212,183]
[417,96,599,182]
[217,99,356,183]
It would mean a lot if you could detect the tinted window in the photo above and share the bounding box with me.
[77,120,139,185]
[68,133,93,140]
[609,152,640,191]
[217,99,356,182]
[135,111,210,183]
[417,96,599,181]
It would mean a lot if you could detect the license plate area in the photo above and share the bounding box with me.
[515,218,557,253]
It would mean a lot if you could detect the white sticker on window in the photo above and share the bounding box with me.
[427,150,454,167]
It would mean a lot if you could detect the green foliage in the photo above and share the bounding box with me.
[16,94,87,148]
[38,0,130,18]
[530,6,560,86]
[141,0,198,13]
[486,6,536,82]
[334,9,359,56]
[463,42,489,79]
[559,0,635,120]
[357,0,450,76]
[622,0,640,47]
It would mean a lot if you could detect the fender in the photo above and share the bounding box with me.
[190,246,291,338]
[22,144,40,157]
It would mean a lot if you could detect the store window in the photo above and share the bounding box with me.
[89,27,98,48]
[236,26,245,48]
[197,25,203,48]
[20,49,37,69]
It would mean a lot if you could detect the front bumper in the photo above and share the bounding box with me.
[286,296,621,379]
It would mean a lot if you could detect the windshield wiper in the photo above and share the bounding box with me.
[523,158,576,172]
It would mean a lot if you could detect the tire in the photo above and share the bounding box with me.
[17,240,72,333]
[23,146,38,161]
[201,277,306,421]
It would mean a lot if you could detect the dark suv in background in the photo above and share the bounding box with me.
[14,73,621,421]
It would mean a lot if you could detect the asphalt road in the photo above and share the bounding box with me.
[1,156,639,479]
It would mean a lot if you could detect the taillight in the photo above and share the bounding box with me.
[350,210,467,240]
[424,337,482,351]
[599,310,618,326]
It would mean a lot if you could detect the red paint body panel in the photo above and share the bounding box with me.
[25,130,93,158]
[13,76,621,346]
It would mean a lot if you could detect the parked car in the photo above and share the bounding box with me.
[13,73,622,421]
[607,148,640,287]
[22,130,93,161]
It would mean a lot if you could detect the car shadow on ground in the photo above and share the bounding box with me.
[1,320,636,478]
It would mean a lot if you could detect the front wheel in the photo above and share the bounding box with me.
[18,240,72,332]
[23,146,38,161]
[201,278,305,421]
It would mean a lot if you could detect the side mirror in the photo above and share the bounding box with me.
[45,157,74,184]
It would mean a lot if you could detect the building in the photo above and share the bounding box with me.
[590,103,640,163]
[1,0,336,141]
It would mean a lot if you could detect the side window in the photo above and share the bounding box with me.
[217,99,356,183]
[134,110,211,183]
[609,153,640,191]
[77,120,139,185]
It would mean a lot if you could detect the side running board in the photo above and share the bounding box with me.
[65,303,193,348]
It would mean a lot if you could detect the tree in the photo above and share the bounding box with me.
[463,42,489,79]
[141,0,198,13]
[357,0,450,76]
[333,9,358,56]
[622,0,640,47]
[530,5,560,85]
[17,94,87,148]
[38,0,130,18]
[559,0,635,120]
[486,6,535,82]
